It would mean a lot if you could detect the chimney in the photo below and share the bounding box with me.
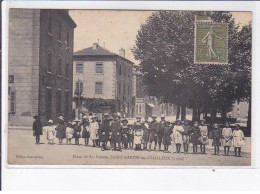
[93,43,98,50]
[119,48,125,58]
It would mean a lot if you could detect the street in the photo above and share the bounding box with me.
[8,128,251,166]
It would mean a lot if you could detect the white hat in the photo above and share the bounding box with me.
[82,115,88,119]
[47,119,53,123]
[58,116,64,121]
[74,118,80,122]
[152,115,157,118]
[117,112,121,117]
[161,114,165,118]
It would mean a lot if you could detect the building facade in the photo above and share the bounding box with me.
[8,9,76,126]
[73,43,134,118]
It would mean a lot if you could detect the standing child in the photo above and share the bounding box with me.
[121,119,130,149]
[89,116,99,147]
[172,120,184,153]
[73,119,81,145]
[182,120,191,154]
[56,116,66,144]
[45,119,55,144]
[211,123,221,155]
[162,121,172,153]
[81,116,90,146]
[111,113,122,151]
[33,115,43,144]
[66,122,74,144]
[133,122,143,151]
[232,124,245,157]
[128,125,134,150]
[199,120,209,154]
[142,119,150,150]
[190,121,201,154]
[222,121,233,156]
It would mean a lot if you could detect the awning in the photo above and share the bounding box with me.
[147,103,155,108]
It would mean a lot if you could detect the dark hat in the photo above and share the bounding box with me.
[122,119,128,123]
[33,115,40,119]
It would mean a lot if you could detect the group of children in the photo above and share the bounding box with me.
[40,113,246,157]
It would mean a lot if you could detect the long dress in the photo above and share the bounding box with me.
[46,126,55,140]
[211,129,221,146]
[56,123,66,139]
[162,126,172,145]
[66,127,74,139]
[81,121,90,138]
[89,121,99,140]
[222,127,233,147]
[111,120,121,143]
[134,129,143,145]
[121,125,130,145]
[190,126,201,145]
[199,125,209,145]
[99,119,110,142]
[142,122,150,144]
[172,125,184,144]
[182,124,191,144]
[33,120,43,137]
[149,121,158,142]
[73,124,81,139]
[232,129,245,148]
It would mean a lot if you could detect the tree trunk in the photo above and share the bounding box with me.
[221,106,227,123]
[181,105,186,121]
[176,105,181,120]
[210,108,217,124]
[198,109,201,121]
[192,108,197,121]
[247,98,251,136]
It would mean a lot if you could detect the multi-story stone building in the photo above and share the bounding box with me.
[8,9,76,126]
[73,43,134,118]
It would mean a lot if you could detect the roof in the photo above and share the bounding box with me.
[74,44,134,65]
[74,44,117,57]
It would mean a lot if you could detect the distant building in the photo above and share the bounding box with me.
[228,101,249,119]
[73,43,134,117]
[8,9,76,126]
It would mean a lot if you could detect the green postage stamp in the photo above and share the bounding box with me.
[194,17,228,65]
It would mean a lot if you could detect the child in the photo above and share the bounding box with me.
[172,120,184,153]
[66,122,74,144]
[80,116,90,146]
[211,123,221,155]
[142,119,150,150]
[222,121,233,156]
[89,116,99,147]
[182,119,191,154]
[73,119,81,145]
[134,122,143,151]
[121,119,130,149]
[232,124,245,157]
[128,125,134,150]
[56,116,66,144]
[45,119,55,144]
[190,121,200,154]
[199,120,209,154]
[162,121,172,153]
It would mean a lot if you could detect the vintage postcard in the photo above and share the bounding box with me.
[7,9,251,166]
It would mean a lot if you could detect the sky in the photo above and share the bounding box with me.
[69,10,252,64]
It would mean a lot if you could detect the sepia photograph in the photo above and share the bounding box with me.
[7,8,251,166]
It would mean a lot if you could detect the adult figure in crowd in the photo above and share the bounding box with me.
[162,121,172,153]
[33,115,43,144]
[81,116,90,146]
[232,124,245,157]
[148,115,158,152]
[121,118,130,149]
[190,120,201,154]
[172,120,184,153]
[111,113,122,151]
[89,116,99,147]
[99,113,110,151]
[45,119,55,144]
[222,121,233,156]
[142,117,150,150]
[56,116,66,144]
[199,120,209,154]
[73,119,81,145]
[96,119,102,147]
[128,122,134,150]
[157,115,166,151]
[107,117,114,148]
[182,119,191,154]
[211,123,221,155]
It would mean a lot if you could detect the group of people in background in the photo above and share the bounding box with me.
[32,113,246,157]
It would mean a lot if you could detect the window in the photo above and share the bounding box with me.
[10,91,16,114]
[95,82,103,94]
[65,63,69,78]
[75,81,83,95]
[9,75,14,83]
[48,11,52,34]
[96,63,103,73]
[65,91,69,119]
[76,63,83,74]
[66,31,69,46]
[57,57,62,76]
[56,90,61,114]
[58,22,62,41]
[118,83,121,94]
[47,51,52,73]
[46,88,52,120]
